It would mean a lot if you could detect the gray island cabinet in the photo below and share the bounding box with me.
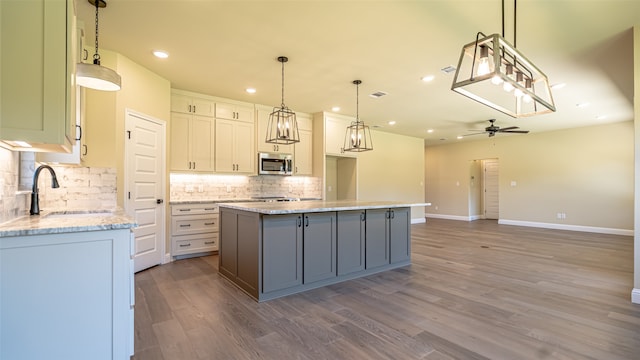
[218,200,424,301]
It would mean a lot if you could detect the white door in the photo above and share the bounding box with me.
[125,110,166,272]
[483,159,499,219]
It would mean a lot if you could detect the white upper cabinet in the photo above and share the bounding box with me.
[294,113,313,175]
[0,0,77,152]
[325,115,357,157]
[171,93,215,117]
[215,101,254,122]
[215,118,255,174]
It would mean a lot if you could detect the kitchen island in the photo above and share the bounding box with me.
[218,200,429,301]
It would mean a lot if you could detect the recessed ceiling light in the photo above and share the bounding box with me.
[332,106,340,112]
[576,102,590,108]
[551,82,566,90]
[153,50,169,59]
[388,121,396,125]
[421,75,435,82]
[595,115,607,120]
[246,88,256,94]
[427,129,434,133]
[456,136,464,140]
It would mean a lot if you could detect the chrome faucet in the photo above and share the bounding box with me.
[30,165,60,215]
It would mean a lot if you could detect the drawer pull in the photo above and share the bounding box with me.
[179,243,191,247]
[180,224,191,227]
[204,208,217,211]
[204,241,215,245]
[179,209,191,212]
[204,222,216,225]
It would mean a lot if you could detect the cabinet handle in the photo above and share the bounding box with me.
[305,216,309,227]
[82,144,88,156]
[360,212,365,221]
[188,105,192,113]
[180,224,191,227]
[75,125,82,141]
[297,216,302,227]
[204,208,217,211]
[204,241,215,245]
[179,243,191,247]
[193,162,196,169]
[391,210,395,219]
[83,48,88,61]
[179,209,191,212]
[205,222,215,225]
[295,166,298,173]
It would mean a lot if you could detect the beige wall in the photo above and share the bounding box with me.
[633,26,639,295]
[357,130,426,220]
[83,49,171,207]
[426,121,634,232]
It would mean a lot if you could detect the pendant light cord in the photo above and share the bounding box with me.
[281,59,285,108]
[93,0,101,64]
[356,82,359,121]
[500,0,517,48]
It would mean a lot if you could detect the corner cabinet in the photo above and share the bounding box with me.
[0,228,135,360]
[0,0,77,152]
[215,102,255,174]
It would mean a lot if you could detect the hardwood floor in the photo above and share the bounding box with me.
[133,219,640,359]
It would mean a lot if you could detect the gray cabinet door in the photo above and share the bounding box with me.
[219,209,238,278]
[303,212,337,284]
[337,210,365,276]
[389,207,411,263]
[263,214,303,293]
[365,209,390,269]
[236,212,260,293]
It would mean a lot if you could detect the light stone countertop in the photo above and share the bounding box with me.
[218,200,431,215]
[169,197,322,205]
[0,208,137,237]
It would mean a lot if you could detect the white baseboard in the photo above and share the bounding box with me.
[411,218,426,224]
[425,213,474,221]
[163,253,172,264]
[632,288,640,304]
[498,219,633,236]
[469,215,483,221]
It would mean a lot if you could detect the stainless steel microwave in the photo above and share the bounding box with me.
[258,152,293,175]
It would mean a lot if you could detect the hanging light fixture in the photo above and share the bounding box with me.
[343,80,373,152]
[76,0,121,91]
[451,0,555,117]
[266,56,300,144]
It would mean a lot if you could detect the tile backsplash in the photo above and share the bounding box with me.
[170,173,322,202]
[0,146,117,223]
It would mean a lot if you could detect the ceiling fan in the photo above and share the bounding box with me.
[465,119,530,137]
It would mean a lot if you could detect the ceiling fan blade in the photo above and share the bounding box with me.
[498,126,519,131]
[501,130,530,133]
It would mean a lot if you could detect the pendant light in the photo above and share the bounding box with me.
[266,56,300,144]
[451,0,554,117]
[343,80,373,152]
[76,0,121,91]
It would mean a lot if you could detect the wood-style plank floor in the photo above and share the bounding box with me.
[133,219,640,359]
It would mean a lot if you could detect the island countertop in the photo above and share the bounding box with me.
[218,200,431,215]
[0,209,137,237]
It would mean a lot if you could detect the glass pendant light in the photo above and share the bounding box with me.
[266,56,300,144]
[343,80,373,152]
[76,0,121,91]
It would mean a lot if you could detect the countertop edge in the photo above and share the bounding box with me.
[219,201,431,215]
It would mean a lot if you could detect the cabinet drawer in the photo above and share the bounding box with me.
[173,233,219,255]
[171,214,218,236]
[171,204,219,216]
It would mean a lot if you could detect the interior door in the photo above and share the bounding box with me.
[483,158,499,219]
[125,110,166,272]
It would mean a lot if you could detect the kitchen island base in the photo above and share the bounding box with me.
[218,202,416,302]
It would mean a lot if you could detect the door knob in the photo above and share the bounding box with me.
[157,199,164,204]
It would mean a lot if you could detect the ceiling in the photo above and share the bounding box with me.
[77,0,639,145]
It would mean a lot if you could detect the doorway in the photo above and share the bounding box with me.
[469,158,499,220]
[124,110,166,272]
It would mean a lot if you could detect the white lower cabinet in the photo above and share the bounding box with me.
[171,203,219,258]
[0,229,134,360]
